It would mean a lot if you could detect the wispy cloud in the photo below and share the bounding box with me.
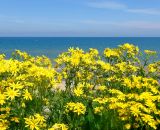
[0,14,25,23]
[81,20,160,29]
[117,21,160,29]
[80,20,112,25]
[127,8,160,15]
[87,1,160,15]
[87,1,126,10]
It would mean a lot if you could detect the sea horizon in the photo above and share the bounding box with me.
[0,36,160,38]
[0,37,160,58]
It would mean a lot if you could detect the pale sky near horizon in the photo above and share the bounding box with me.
[0,0,160,37]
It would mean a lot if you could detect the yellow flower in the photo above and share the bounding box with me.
[123,78,132,88]
[65,102,86,115]
[25,117,39,130]
[14,50,30,60]
[121,43,134,50]
[23,89,32,100]
[5,107,11,113]
[97,60,111,71]
[148,64,156,73]
[34,114,45,122]
[11,117,19,123]
[93,97,108,104]
[141,114,157,129]
[124,124,131,129]
[76,72,82,78]
[48,123,68,130]
[24,114,46,130]
[119,43,139,55]
[0,54,5,60]
[144,50,157,55]
[130,105,141,117]
[96,85,106,91]
[70,57,80,66]
[104,48,120,58]
[43,98,49,105]
[9,82,24,89]
[94,106,104,114]
[89,48,99,56]
[0,93,6,105]
[0,119,8,130]
[73,87,83,96]
[5,87,20,100]
[48,128,54,130]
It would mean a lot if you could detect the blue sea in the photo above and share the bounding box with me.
[0,37,160,58]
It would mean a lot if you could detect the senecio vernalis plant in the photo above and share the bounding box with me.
[0,43,160,130]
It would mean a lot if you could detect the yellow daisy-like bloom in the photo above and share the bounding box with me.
[34,114,45,122]
[25,117,39,130]
[73,87,84,96]
[11,117,19,123]
[97,60,111,71]
[121,43,135,51]
[147,64,156,73]
[119,43,139,55]
[70,57,80,66]
[5,87,20,100]
[0,93,6,105]
[23,89,32,100]
[93,97,108,104]
[94,106,104,114]
[48,123,68,130]
[104,48,120,58]
[24,114,46,130]
[89,48,99,56]
[0,119,8,130]
[9,82,24,89]
[65,102,86,116]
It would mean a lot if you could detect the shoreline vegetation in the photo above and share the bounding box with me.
[0,43,160,130]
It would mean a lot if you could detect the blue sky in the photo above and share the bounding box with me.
[0,0,160,37]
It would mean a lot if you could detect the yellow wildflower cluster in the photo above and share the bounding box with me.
[0,50,58,129]
[65,102,86,115]
[0,43,160,130]
[24,114,46,130]
[119,43,139,56]
[54,43,160,129]
[104,48,120,58]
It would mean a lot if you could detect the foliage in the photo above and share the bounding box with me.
[0,43,160,130]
